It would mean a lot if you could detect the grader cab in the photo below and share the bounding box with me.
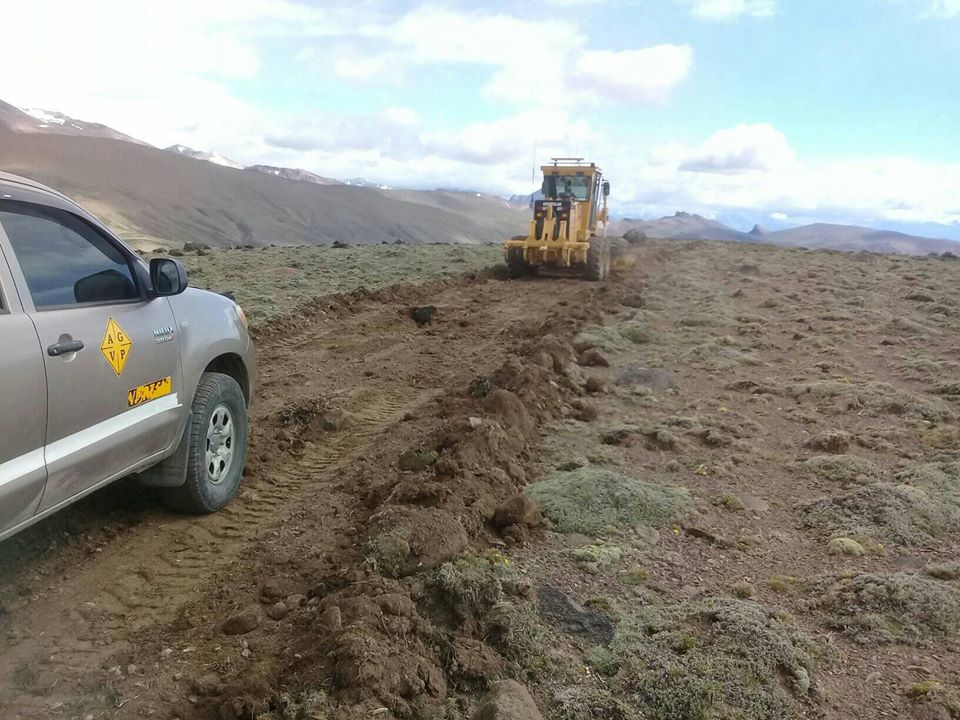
[504,158,611,280]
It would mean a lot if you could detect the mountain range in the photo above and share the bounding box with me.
[610,212,960,256]
[0,101,525,249]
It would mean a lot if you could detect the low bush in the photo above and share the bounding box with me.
[527,468,692,535]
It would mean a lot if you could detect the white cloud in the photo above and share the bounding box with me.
[678,0,777,20]
[316,5,690,107]
[613,126,960,227]
[920,0,960,17]
[571,46,694,103]
[675,124,796,173]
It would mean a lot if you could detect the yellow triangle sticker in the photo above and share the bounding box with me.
[100,317,132,376]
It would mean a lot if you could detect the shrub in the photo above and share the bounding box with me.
[808,573,960,644]
[797,481,960,546]
[433,552,520,624]
[575,326,629,353]
[602,597,818,719]
[805,455,881,483]
[526,468,692,535]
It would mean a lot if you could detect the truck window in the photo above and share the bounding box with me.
[0,201,138,309]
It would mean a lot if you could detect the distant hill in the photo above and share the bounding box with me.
[612,212,762,244]
[611,212,960,256]
[765,223,960,255]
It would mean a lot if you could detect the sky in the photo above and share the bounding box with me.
[3,0,960,236]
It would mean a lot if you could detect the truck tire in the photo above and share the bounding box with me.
[585,237,610,281]
[506,247,536,278]
[161,372,248,514]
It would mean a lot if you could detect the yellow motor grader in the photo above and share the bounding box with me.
[505,158,611,280]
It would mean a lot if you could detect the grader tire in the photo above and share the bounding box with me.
[585,237,610,281]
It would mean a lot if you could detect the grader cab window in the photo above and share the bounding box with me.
[543,175,592,201]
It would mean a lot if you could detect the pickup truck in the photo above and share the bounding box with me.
[0,172,255,541]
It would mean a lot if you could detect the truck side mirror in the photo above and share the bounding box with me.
[150,257,188,296]
[602,181,611,197]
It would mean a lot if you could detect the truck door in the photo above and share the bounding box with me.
[0,243,47,537]
[0,200,184,513]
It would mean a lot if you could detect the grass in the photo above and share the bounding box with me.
[593,597,817,719]
[575,326,631,353]
[684,336,759,371]
[804,455,881,483]
[808,573,960,644]
[540,420,625,469]
[432,554,550,679]
[433,552,520,624]
[553,687,644,720]
[905,680,960,717]
[163,244,502,331]
[787,379,952,421]
[797,461,960,545]
[526,468,692,536]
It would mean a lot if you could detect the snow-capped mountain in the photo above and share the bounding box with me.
[343,177,391,190]
[246,165,341,185]
[164,144,244,169]
[508,190,544,205]
[0,100,147,144]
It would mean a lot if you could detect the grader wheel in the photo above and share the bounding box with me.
[585,237,610,281]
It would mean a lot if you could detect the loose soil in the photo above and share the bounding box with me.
[2,241,960,719]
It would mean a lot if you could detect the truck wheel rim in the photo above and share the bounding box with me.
[206,404,235,486]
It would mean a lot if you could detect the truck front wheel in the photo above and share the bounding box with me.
[161,372,248,514]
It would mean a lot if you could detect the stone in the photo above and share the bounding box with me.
[410,305,436,325]
[319,605,342,632]
[584,376,608,394]
[733,492,770,514]
[635,525,661,546]
[192,673,223,696]
[222,605,262,635]
[475,679,545,720]
[492,494,542,529]
[537,586,613,646]
[266,601,289,621]
[569,400,597,422]
[616,366,675,391]
[398,448,439,472]
[578,348,610,368]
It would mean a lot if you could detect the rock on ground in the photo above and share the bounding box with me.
[492,494,542,529]
[222,605,262,635]
[475,679,545,720]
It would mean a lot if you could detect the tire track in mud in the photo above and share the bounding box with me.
[0,273,598,717]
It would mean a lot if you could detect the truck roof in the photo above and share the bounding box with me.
[0,171,67,200]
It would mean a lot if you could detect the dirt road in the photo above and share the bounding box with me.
[0,271,607,719]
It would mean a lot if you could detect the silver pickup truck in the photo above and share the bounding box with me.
[0,172,255,541]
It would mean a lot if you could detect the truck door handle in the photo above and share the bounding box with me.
[48,340,84,357]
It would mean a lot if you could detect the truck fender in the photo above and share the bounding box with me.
[137,412,193,487]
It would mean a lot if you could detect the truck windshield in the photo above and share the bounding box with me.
[543,175,592,201]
